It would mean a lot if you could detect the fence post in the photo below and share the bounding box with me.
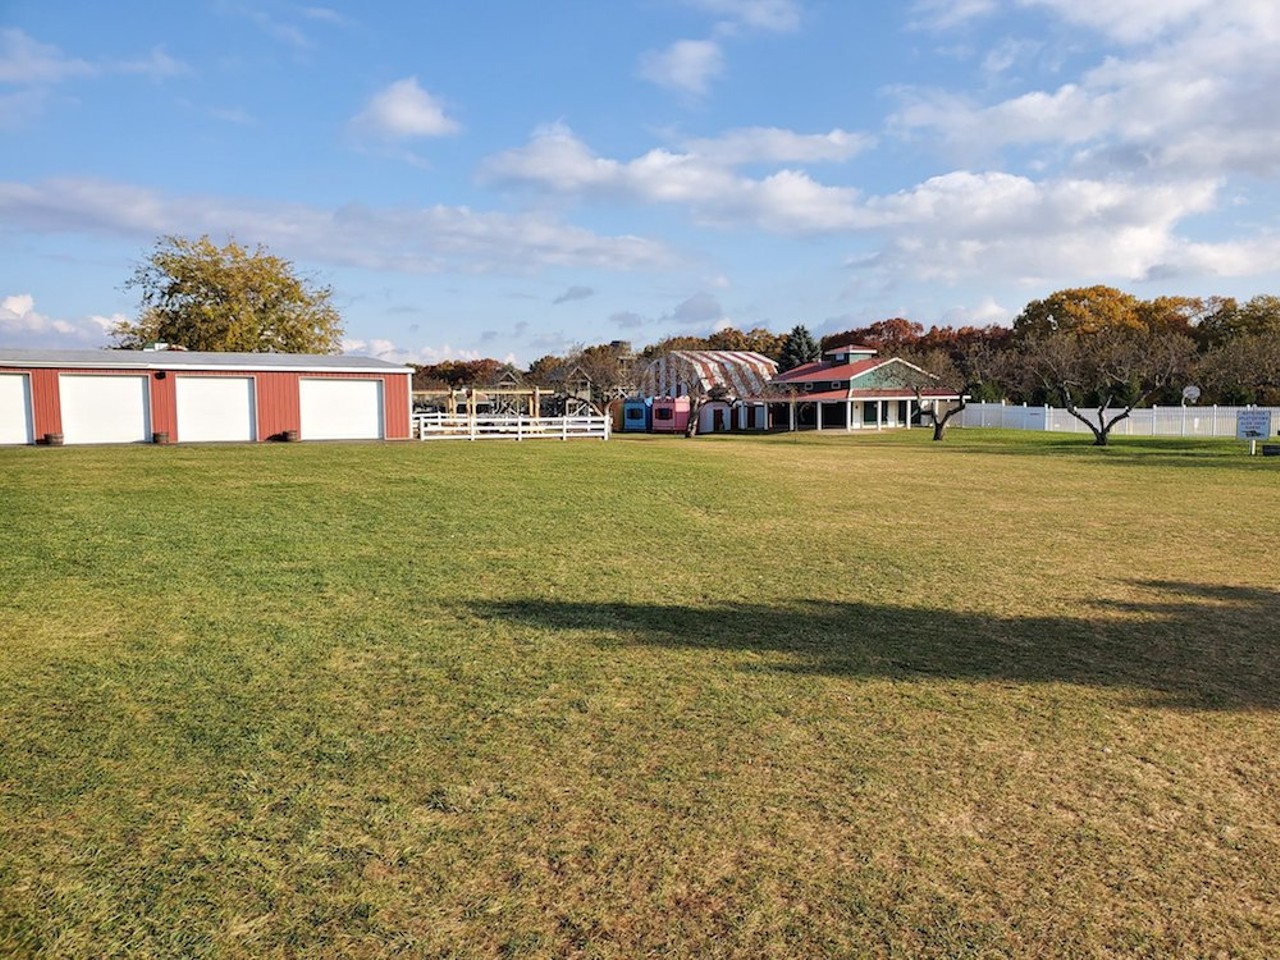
[517,415,523,441]
[1212,405,1218,437]
[1152,405,1157,436]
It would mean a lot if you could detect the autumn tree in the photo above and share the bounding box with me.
[821,318,924,354]
[1197,333,1280,405]
[113,235,343,353]
[1012,285,1143,339]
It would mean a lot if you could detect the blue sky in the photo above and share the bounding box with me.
[3,0,1279,364]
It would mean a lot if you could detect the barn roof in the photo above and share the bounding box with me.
[0,347,412,375]
[637,350,778,399]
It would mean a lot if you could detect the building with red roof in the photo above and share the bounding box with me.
[767,344,962,431]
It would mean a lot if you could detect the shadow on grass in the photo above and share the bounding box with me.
[940,432,1256,465]
[473,580,1280,710]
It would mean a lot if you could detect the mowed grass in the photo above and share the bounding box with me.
[1,429,1278,958]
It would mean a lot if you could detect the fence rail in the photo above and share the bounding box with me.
[413,413,610,441]
[955,402,1280,438]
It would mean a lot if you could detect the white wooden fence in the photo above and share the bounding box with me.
[413,413,610,441]
[955,402,1280,438]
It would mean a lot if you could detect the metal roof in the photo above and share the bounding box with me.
[772,357,886,383]
[0,347,413,374]
[637,350,779,399]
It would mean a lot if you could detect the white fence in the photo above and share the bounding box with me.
[955,402,1280,438]
[413,413,610,441]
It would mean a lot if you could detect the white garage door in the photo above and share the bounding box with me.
[176,376,256,442]
[299,378,384,440]
[0,374,34,445]
[59,375,150,444]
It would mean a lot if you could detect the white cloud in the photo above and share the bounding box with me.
[113,46,188,79]
[0,177,675,275]
[939,296,1015,326]
[894,1,1280,178]
[302,7,354,27]
[483,123,863,230]
[0,29,188,124]
[486,123,1280,285]
[908,0,999,31]
[350,76,459,140]
[0,293,121,346]
[553,285,595,305]
[638,39,724,95]
[343,336,483,364]
[678,127,874,164]
[0,29,93,84]
[687,0,802,32]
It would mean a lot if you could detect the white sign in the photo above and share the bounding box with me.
[1236,409,1273,441]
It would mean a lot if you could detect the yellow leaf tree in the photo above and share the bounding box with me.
[112,235,344,354]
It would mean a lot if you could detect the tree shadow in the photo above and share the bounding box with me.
[472,580,1280,710]
[943,434,1254,466]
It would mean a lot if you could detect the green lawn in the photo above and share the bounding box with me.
[1,430,1278,958]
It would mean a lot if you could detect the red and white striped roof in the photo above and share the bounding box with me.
[638,350,779,399]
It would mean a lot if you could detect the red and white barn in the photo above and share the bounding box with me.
[768,343,962,431]
[0,347,413,445]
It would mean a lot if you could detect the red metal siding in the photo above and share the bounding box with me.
[150,372,177,439]
[383,374,410,440]
[1,365,411,443]
[255,372,301,441]
[28,368,61,438]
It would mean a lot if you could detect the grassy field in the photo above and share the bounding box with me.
[1,429,1278,958]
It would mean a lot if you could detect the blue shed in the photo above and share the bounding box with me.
[622,397,651,432]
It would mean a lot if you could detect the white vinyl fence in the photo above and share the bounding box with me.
[413,413,610,441]
[955,402,1280,438]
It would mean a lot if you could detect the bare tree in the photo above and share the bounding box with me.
[1021,329,1196,446]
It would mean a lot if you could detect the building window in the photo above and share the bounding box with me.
[804,382,814,392]
[831,380,843,390]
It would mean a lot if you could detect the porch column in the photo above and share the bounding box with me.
[877,399,883,431]
[816,402,824,431]
[905,398,911,430]
[845,398,852,431]
[789,400,796,431]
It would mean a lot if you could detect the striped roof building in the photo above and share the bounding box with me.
[636,350,778,399]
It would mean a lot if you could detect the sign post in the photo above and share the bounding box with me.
[1236,409,1273,455]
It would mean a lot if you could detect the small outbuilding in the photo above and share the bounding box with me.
[0,347,413,445]
[697,399,734,434]
[650,396,692,434]
[622,398,651,432]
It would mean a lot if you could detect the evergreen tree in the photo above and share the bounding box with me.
[778,324,821,371]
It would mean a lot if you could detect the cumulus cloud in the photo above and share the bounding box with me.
[678,127,873,164]
[483,123,864,231]
[342,336,486,364]
[673,292,726,325]
[553,285,595,304]
[487,119,1280,285]
[0,177,675,275]
[638,39,724,95]
[350,77,459,140]
[0,293,120,346]
[894,1,1280,178]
